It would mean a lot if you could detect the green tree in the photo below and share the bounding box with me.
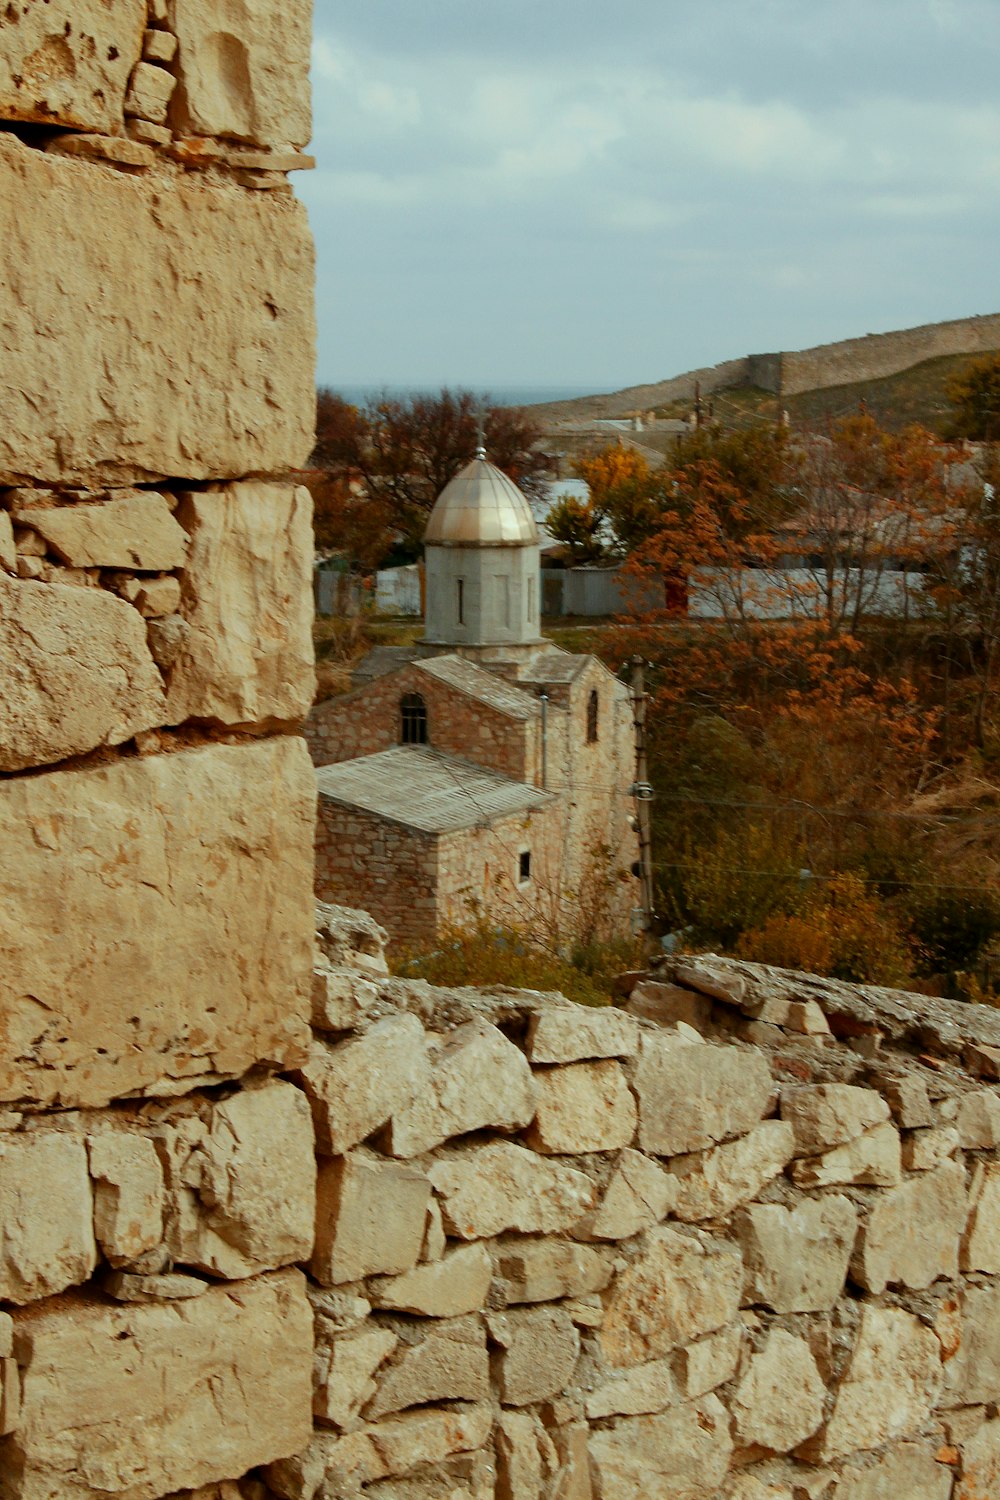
[946,354,1000,441]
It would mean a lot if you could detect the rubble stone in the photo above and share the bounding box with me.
[2,1270,312,1500]
[489,1306,580,1406]
[942,1286,1000,1405]
[0,0,146,131]
[0,574,167,772]
[0,135,315,487]
[87,1132,165,1267]
[670,1120,795,1221]
[496,1238,612,1304]
[673,1322,744,1399]
[366,1319,489,1419]
[526,1008,639,1063]
[851,1160,967,1291]
[961,1161,1000,1273]
[387,1020,537,1157]
[633,1032,772,1155]
[809,1306,943,1462]
[600,1228,742,1368]
[525,1061,637,1155]
[168,0,313,147]
[368,1244,493,1319]
[831,1442,952,1500]
[314,1325,398,1430]
[956,1087,1000,1147]
[731,1331,826,1453]
[736,1196,857,1313]
[164,485,315,727]
[312,1154,431,1286]
[16,492,187,570]
[901,1126,960,1170]
[0,738,314,1110]
[957,1418,1000,1500]
[587,1395,733,1500]
[297,1016,428,1156]
[790,1123,901,1189]
[428,1142,594,1239]
[572,1147,677,1241]
[780,1085,891,1155]
[0,1133,96,1304]
[585,1358,680,1419]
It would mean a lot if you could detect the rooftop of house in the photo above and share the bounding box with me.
[415,654,541,719]
[315,745,554,834]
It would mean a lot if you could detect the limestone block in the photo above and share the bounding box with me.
[573,1147,677,1241]
[809,1306,943,1463]
[164,1081,316,1278]
[956,1087,1000,1147]
[315,1326,398,1430]
[145,31,179,65]
[87,1132,165,1267]
[489,1306,580,1406]
[125,61,176,123]
[958,1418,1000,1500]
[368,1244,493,1319]
[349,1405,493,1486]
[136,576,183,618]
[633,1032,772,1156]
[726,1477,795,1500]
[525,1061,637,1155]
[943,1286,1000,1405]
[104,1270,208,1303]
[386,1020,537,1158]
[0,738,314,1110]
[731,1331,826,1453]
[0,574,167,772]
[600,1227,742,1368]
[780,1084,890,1155]
[0,513,14,573]
[0,1133,96,1303]
[2,1269,312,1500]
[626,979,714,1030]
[585,1358,680,1419]
[297,1016,428,1156]
[311,964,379,1033]
[312,1154,431,1286]
[882,1074,935,1128]
[495,1411,551,1500]
[0,1359,20,1438]
[961,1160,1000,1273]
[832,1443,952,1500]
[0,0,146,131]
[0,136,315,487]
[790,1122,901,1188]
[672,1322,743,1399]
[587,1395,733,1500]
[736,1196,857,1313]
[16,492,187,570]
[0,1315,12,1358]
[670,1120,794,1221]
[851,1159,966,1291]
[495,1238,612,1303]
[164,485,315,726]
[168,0,312,147]
[366,1319,489,1420]
[428,1142,594,1240]
[526,1007,639,1063]
[315,903,389,975]
[901,1125,960,1170]
[547,1421,594,1500]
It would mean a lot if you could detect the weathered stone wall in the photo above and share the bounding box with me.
[0,1,318,1494]
[260,912,1000,1500]
[780,312,1000,398]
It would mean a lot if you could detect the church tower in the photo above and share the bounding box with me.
[422,447,544,651]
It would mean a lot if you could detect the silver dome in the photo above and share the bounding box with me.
[424,453,539,548]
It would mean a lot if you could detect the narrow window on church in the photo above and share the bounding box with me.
[518,849,532,884]
[527,576,535,623]
[587,688,599,743]
[400,692,428,745]
[495,574,510,629]
[457,578,464,625]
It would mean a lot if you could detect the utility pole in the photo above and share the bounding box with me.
[629,654,656,956]
[694,380,702,430]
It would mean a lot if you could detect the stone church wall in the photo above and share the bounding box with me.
[0,1,318,1494]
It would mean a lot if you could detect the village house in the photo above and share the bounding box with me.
[306,447,639,947]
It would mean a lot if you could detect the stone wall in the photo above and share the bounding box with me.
[780,312,1000,398]
[258,912,1000,1500]
[0,1,318,1494]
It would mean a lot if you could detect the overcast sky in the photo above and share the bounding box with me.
[302,0,1000,394]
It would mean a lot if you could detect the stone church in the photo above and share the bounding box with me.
[306,448,639,948]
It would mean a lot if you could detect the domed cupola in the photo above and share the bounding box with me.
[422,447,544,649]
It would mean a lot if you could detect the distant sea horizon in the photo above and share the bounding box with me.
[329,383,599,409]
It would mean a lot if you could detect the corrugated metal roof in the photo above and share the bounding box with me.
[416,655,541,719]
[316,746,554,834]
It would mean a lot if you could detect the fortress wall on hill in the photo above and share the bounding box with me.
[780,311,1000,396]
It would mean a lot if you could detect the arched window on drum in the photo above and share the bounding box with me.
[586,688,599,744]
[400,692,428,745]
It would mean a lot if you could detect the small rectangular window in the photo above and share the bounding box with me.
[518,849,531,883]
[457,578,464,625]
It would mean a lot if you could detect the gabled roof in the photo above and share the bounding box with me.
[415,655,541,719]
[316,746,554,834]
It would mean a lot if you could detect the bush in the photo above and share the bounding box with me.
[908,887,1000,976]
[738,873,912,986]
